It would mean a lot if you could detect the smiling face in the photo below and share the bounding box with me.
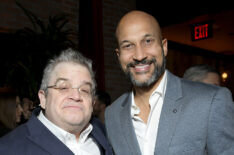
[38,62,94,134]
[115,11,168,87]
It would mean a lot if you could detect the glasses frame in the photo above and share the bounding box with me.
[47,81,94,98]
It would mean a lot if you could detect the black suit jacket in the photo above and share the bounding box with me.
[0,107,113,155]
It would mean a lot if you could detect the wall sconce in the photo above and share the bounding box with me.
[221,71,229,82]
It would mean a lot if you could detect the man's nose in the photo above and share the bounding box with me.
[133,45,147,61]
[69,88,83,101]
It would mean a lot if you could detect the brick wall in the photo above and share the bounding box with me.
[0,0,136,101]
[102,0,136,100]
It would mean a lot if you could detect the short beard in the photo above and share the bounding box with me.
[124,56,166,87]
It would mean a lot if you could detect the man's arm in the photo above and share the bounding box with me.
[207,87,234,154]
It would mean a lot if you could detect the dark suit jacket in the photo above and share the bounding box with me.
[0,107,113,155]
[0,124,11,138]
[105,71,234,155]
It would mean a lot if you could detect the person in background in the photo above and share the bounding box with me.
[104,10,234,155]
[0,93,23,137]
[183,64,221,86]
[93,90,111,124]
[0,48,113,155]
[20,97,34,124]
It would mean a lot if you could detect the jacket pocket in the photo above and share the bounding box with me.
[168,140,206,155]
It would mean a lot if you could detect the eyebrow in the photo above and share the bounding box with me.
[143,34,155,38]
[80,81,92,87]
[119,34,155,46]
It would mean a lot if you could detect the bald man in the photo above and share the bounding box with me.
[105,10,234,155]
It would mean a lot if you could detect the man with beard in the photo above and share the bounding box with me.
[105,10,234,155]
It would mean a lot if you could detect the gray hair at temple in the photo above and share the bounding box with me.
[183,64,220,82]
[40,48,96,96]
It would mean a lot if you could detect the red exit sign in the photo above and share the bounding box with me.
[192,22,212,41]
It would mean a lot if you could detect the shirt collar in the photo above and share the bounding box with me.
[151,70,167,99]
[131,71,168,117]
[37,111,93,144]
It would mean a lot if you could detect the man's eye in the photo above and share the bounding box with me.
[58,87,69,90]
[121,44,133,49]
[81,89,90,93]
[80,86,91,93]
[125,44,131,48]
[146,39,151,43]
[145,38,153,44]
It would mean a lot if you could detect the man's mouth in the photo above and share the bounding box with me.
[133,64,151,72]
[127,58,156,73]
[63,105,82,111]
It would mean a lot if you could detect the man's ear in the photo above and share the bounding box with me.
[162,38,168,57]
[38,90,46,109]
[115,48,120,57]
[92,98,96,106]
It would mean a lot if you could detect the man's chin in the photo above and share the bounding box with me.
[131,79,153,87]
[129,73,154,86]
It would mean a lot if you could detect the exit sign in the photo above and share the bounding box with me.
[192,22,212,41]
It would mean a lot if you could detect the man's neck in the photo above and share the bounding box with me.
[133,72,165,123]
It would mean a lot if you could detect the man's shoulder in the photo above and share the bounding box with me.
[167,71,230,99]
[168,71,219,91]
[181,78,220,92]
[178,78,233,101]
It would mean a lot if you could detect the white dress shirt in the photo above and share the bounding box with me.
[38,112,101,155]
[131,71,167,155]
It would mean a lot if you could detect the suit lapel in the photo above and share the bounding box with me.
[154,71,183,154]
[90,119,111,155]
[26,110,73,155]
[120,94,141,155]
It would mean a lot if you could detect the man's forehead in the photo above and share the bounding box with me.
[50,63,91,83]
[116,11,161,41]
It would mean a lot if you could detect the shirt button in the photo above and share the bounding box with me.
[133,106,138,110]
[173,109,177,113]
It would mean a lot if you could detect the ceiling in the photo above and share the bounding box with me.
[136,1,234,55]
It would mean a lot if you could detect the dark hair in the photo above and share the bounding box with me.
[95,90,111,106]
